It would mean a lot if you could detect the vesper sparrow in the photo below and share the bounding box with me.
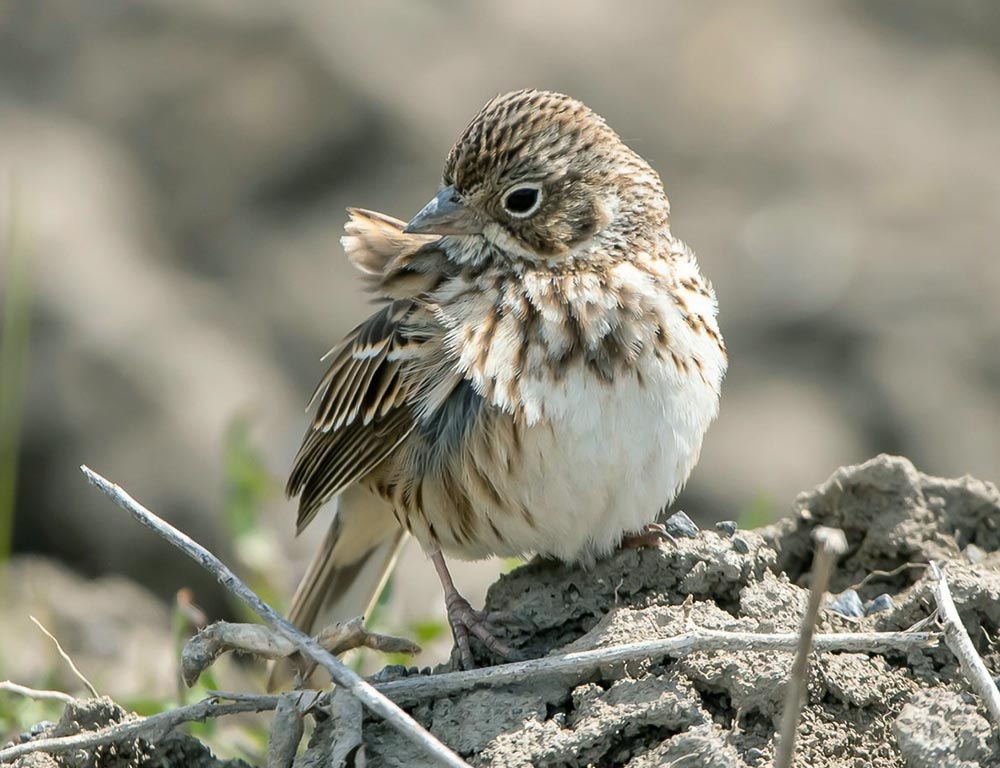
[284,89,726,671]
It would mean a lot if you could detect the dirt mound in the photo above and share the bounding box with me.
[9,455,1000,767]
[340,455,1000,766]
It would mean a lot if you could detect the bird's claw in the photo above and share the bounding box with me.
[621,522,676,549]
[445,593,512,670]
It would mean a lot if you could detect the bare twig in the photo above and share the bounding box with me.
[182,617,420,687]
[266,694,305,768]
[928,562,1000,728]
[79,465,469,768]
[0,695,274,763]
[776,526,848,768]
[317,617,422,657]
[846,562,928,593]
[29,615,99,698]
[204,624,937,711]
[209,689,323,710]
[0,680,75,705]
[375,625,931,706]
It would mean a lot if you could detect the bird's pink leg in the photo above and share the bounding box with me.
[429,547,511,669]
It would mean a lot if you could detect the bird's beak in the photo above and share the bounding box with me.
[403,185,481,235]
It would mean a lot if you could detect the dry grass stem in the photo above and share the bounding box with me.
[775,526,848,768]
[29,615,99,699]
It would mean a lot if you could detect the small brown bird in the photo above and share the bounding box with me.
[284,90,726,671]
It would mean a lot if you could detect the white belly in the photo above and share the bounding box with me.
[431,352,721,564]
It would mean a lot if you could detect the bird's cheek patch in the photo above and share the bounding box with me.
[562,198,609,251]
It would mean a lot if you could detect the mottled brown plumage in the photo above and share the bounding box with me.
[282,90,726,674]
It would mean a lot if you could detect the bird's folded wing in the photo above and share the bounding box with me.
[288,210,460,533]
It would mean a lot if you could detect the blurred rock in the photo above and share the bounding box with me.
[0,557,175,700]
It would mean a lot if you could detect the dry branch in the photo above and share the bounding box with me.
[0,681,75,705]
[929,562,1000,729]
[0,696,274,763]
[206,624,936,709]
[373,625,933,706]
[2,466,953,766]
[182,617,420,686]
[79,465,469,768]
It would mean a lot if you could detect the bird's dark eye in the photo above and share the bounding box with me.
[502,184,543,218]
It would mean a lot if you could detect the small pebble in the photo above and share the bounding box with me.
[964,544,985,564]
[664,510,699,538]
[732,536,750,554]
[865,593,894,615]
[715,520,738,537]
[17,722,53,743]
[828,589,864,618]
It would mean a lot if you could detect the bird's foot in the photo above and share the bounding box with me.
[621,522,676,550]
[444,592,512,670]
[428,545,512,669]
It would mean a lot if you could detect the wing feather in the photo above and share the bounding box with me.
[288,208,460,533]
[288,302,419,531]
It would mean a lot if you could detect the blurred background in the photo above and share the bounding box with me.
[1,0,999,758]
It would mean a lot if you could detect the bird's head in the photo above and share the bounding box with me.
[403,89,669,262]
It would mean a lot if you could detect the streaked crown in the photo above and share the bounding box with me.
[439,89,668,258]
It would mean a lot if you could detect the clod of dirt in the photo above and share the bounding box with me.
[10,698,251,768]
[895,690,997,768]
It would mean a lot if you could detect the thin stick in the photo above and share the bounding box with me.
[0,696,275,763]
[212,624,935,709]
[0,680,75,705]
[187,620,931,706]
[29,615,99,699]
[182,618,420,687]
[79,466,468,768]
[929,562,1000,727]
[775,526,848,768]
[846,562,927,593]
[375,625,931,706]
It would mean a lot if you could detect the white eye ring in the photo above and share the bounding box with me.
[501,182,544,218]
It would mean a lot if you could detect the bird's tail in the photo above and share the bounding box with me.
[268,484,406,690]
